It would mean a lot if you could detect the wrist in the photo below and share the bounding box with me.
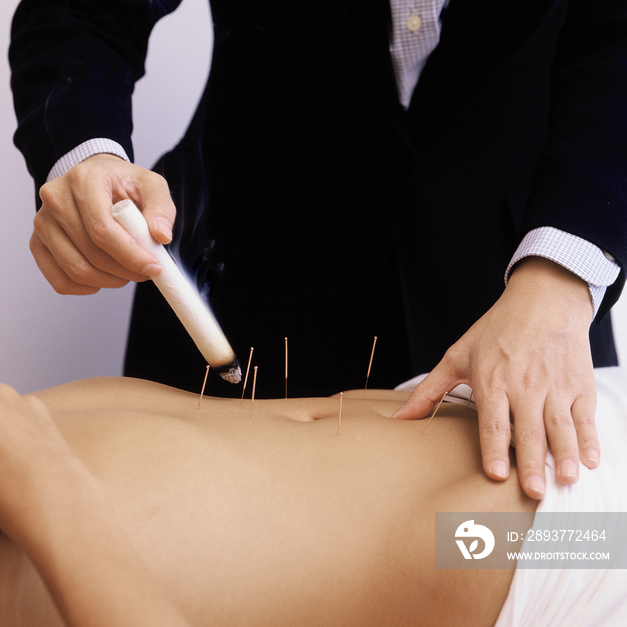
[507,257,594,326]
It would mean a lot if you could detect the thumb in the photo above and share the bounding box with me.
[393,357,463,420]
[134,172,177,245]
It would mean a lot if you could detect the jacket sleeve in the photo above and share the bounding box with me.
[9,0,183,202]
[522,0,627,317]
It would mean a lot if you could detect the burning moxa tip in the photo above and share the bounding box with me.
[111,199,241,383]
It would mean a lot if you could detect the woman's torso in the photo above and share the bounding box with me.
[1,377,536,626]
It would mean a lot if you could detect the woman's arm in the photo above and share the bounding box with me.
[0,383,192,627]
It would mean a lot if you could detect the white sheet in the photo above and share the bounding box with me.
[494,367,627,626]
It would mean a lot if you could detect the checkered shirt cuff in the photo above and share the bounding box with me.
[505,227,620,318]
[46,139,130,182]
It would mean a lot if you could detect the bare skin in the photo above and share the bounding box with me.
[396,257,599,499]
[0,377,536,627]
[32,154,175,295]
[0,382,192,627]
[34,157,600,500]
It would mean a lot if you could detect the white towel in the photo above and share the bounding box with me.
[397,368,627,625]
[494,367,627,627]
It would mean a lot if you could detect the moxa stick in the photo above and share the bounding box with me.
[112,200,241,383]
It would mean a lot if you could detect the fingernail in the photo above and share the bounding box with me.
[156,218,173,242]
[527,476,546,498]
[584,449,600,466]
[392,405,406,419]
[490,461,509,479]
[558,460,578,480]
[141,262,162,276]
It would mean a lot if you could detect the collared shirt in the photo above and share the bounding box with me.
[389,0,449,108]
[47,0,620,315]
[386,0,619,310]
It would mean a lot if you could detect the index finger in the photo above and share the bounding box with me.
[474,390,514,482]
[78,195,163,277]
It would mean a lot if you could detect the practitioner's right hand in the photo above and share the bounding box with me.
[31,154,176,294]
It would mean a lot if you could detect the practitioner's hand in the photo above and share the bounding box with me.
[394,257,599,500]
[31,154,176,295]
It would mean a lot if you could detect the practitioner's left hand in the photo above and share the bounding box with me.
[394,257,600,500]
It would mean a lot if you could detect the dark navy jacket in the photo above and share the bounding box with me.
[10,0,627,395]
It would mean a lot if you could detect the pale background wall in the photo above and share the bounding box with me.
[2,0,627,393]
[1,0,212,393]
